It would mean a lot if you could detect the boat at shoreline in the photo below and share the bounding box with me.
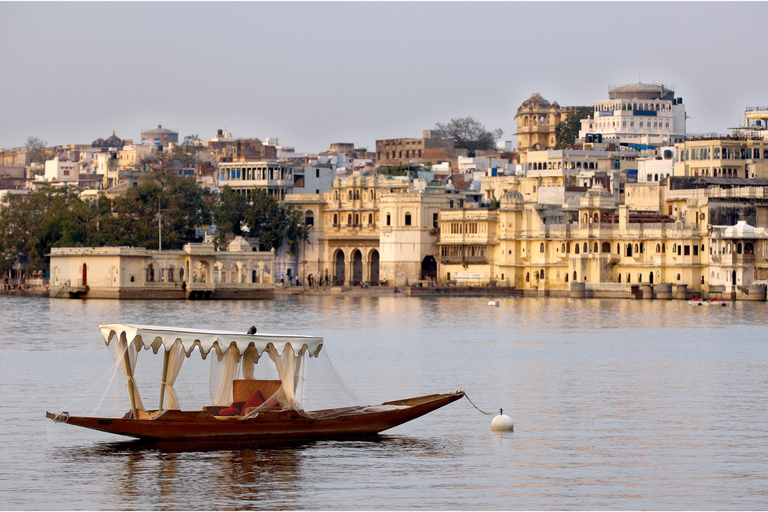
[689,291,732,307]
[46,323,464,441]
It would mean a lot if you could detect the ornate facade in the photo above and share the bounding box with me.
[438,184,768,297]
[515,93,582,152]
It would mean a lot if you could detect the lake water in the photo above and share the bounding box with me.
[1,294,767,510]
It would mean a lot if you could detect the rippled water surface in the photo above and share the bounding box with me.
[1,295,767,510]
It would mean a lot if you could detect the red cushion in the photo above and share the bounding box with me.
[218,407,240,416]
[243,391,266,412]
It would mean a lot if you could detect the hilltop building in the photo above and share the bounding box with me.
[578,83,687,147]
[376,131,468,167]
[514,93,585,152]
[141,125,178,148]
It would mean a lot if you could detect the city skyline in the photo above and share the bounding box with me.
[1,2,766,152]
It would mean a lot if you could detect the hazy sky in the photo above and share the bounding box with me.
[1,2,766,153]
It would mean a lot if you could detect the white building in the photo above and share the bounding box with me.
[579,83,687,147]
[44,156,79,183]
[637,147,676,183]
[291,165,335,195]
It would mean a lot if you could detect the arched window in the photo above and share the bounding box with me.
[347,214,352,225]
[573,271,577,281]
[348,191,352,200]
[567,242,570,253]
[525,272,530,283]
[626,244,633,257]
[737,243,743,254]
[602,242,611,253]
[354,190,360,200]
[656,243,661,253]
[561,243,566,253]
[618,274,622,283]
[583,242,588,253]
[305,210,314,226]
[575,244,580,254]
[404,213,412,226]
[354,214,359,225]
[333,214,338,225]
[565,273,569,283]
[662,243,666,253]
[540,242,545,253]
[676,273,681,281]
[594,242,598,253]
[594,213,599,223]
[368,213,373,225]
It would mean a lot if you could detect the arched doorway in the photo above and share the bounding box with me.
[334,250,345,285]
[649,272,654,284]
[732,270,737,286]
[421,256,437,280]
[352,250,363,285]
[369,250,380,285]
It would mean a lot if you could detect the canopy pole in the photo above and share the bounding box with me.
[122,345,138,420]
[159,348,170,411]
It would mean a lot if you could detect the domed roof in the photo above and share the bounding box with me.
[722,220,758,238]
[608,83,674,101]
[519,93,551,110]
[500,189,524,208]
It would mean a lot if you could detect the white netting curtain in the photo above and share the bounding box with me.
[266,344,305,410]
[210,346,241,406]
[113,335,145,412]
[163,341,185,410]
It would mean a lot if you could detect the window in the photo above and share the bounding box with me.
[540,242,545,253]
[369,213,373,225]
[404,213,412,226]
[305,210,314,226]
[316,168,320,178]
[386,213,391,226]
[333,214,338,225]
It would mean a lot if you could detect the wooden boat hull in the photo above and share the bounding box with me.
[47,392,464,441]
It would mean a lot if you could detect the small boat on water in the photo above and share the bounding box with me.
[46,323,464,441]
[689,291,732,307]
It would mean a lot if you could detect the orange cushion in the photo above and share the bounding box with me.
[218,407,240,416]
[242,391,266,413]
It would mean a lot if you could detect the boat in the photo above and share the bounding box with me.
[689,291,732,307]
[46,323,464,441]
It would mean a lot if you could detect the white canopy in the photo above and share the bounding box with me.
[99,323,324,360]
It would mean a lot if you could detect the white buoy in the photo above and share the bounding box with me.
[491,408,514,431]
[488,300,500,307]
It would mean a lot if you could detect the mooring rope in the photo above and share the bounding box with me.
[461,391,499,416]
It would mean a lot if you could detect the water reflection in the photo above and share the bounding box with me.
[47,434,464,510]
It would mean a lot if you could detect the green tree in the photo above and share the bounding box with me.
[244,189,285,251]
[212,186,249,247]
[283,205,312,257]
[171,135,203,168]
[555,107,592,149]
[434,117,503,156]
